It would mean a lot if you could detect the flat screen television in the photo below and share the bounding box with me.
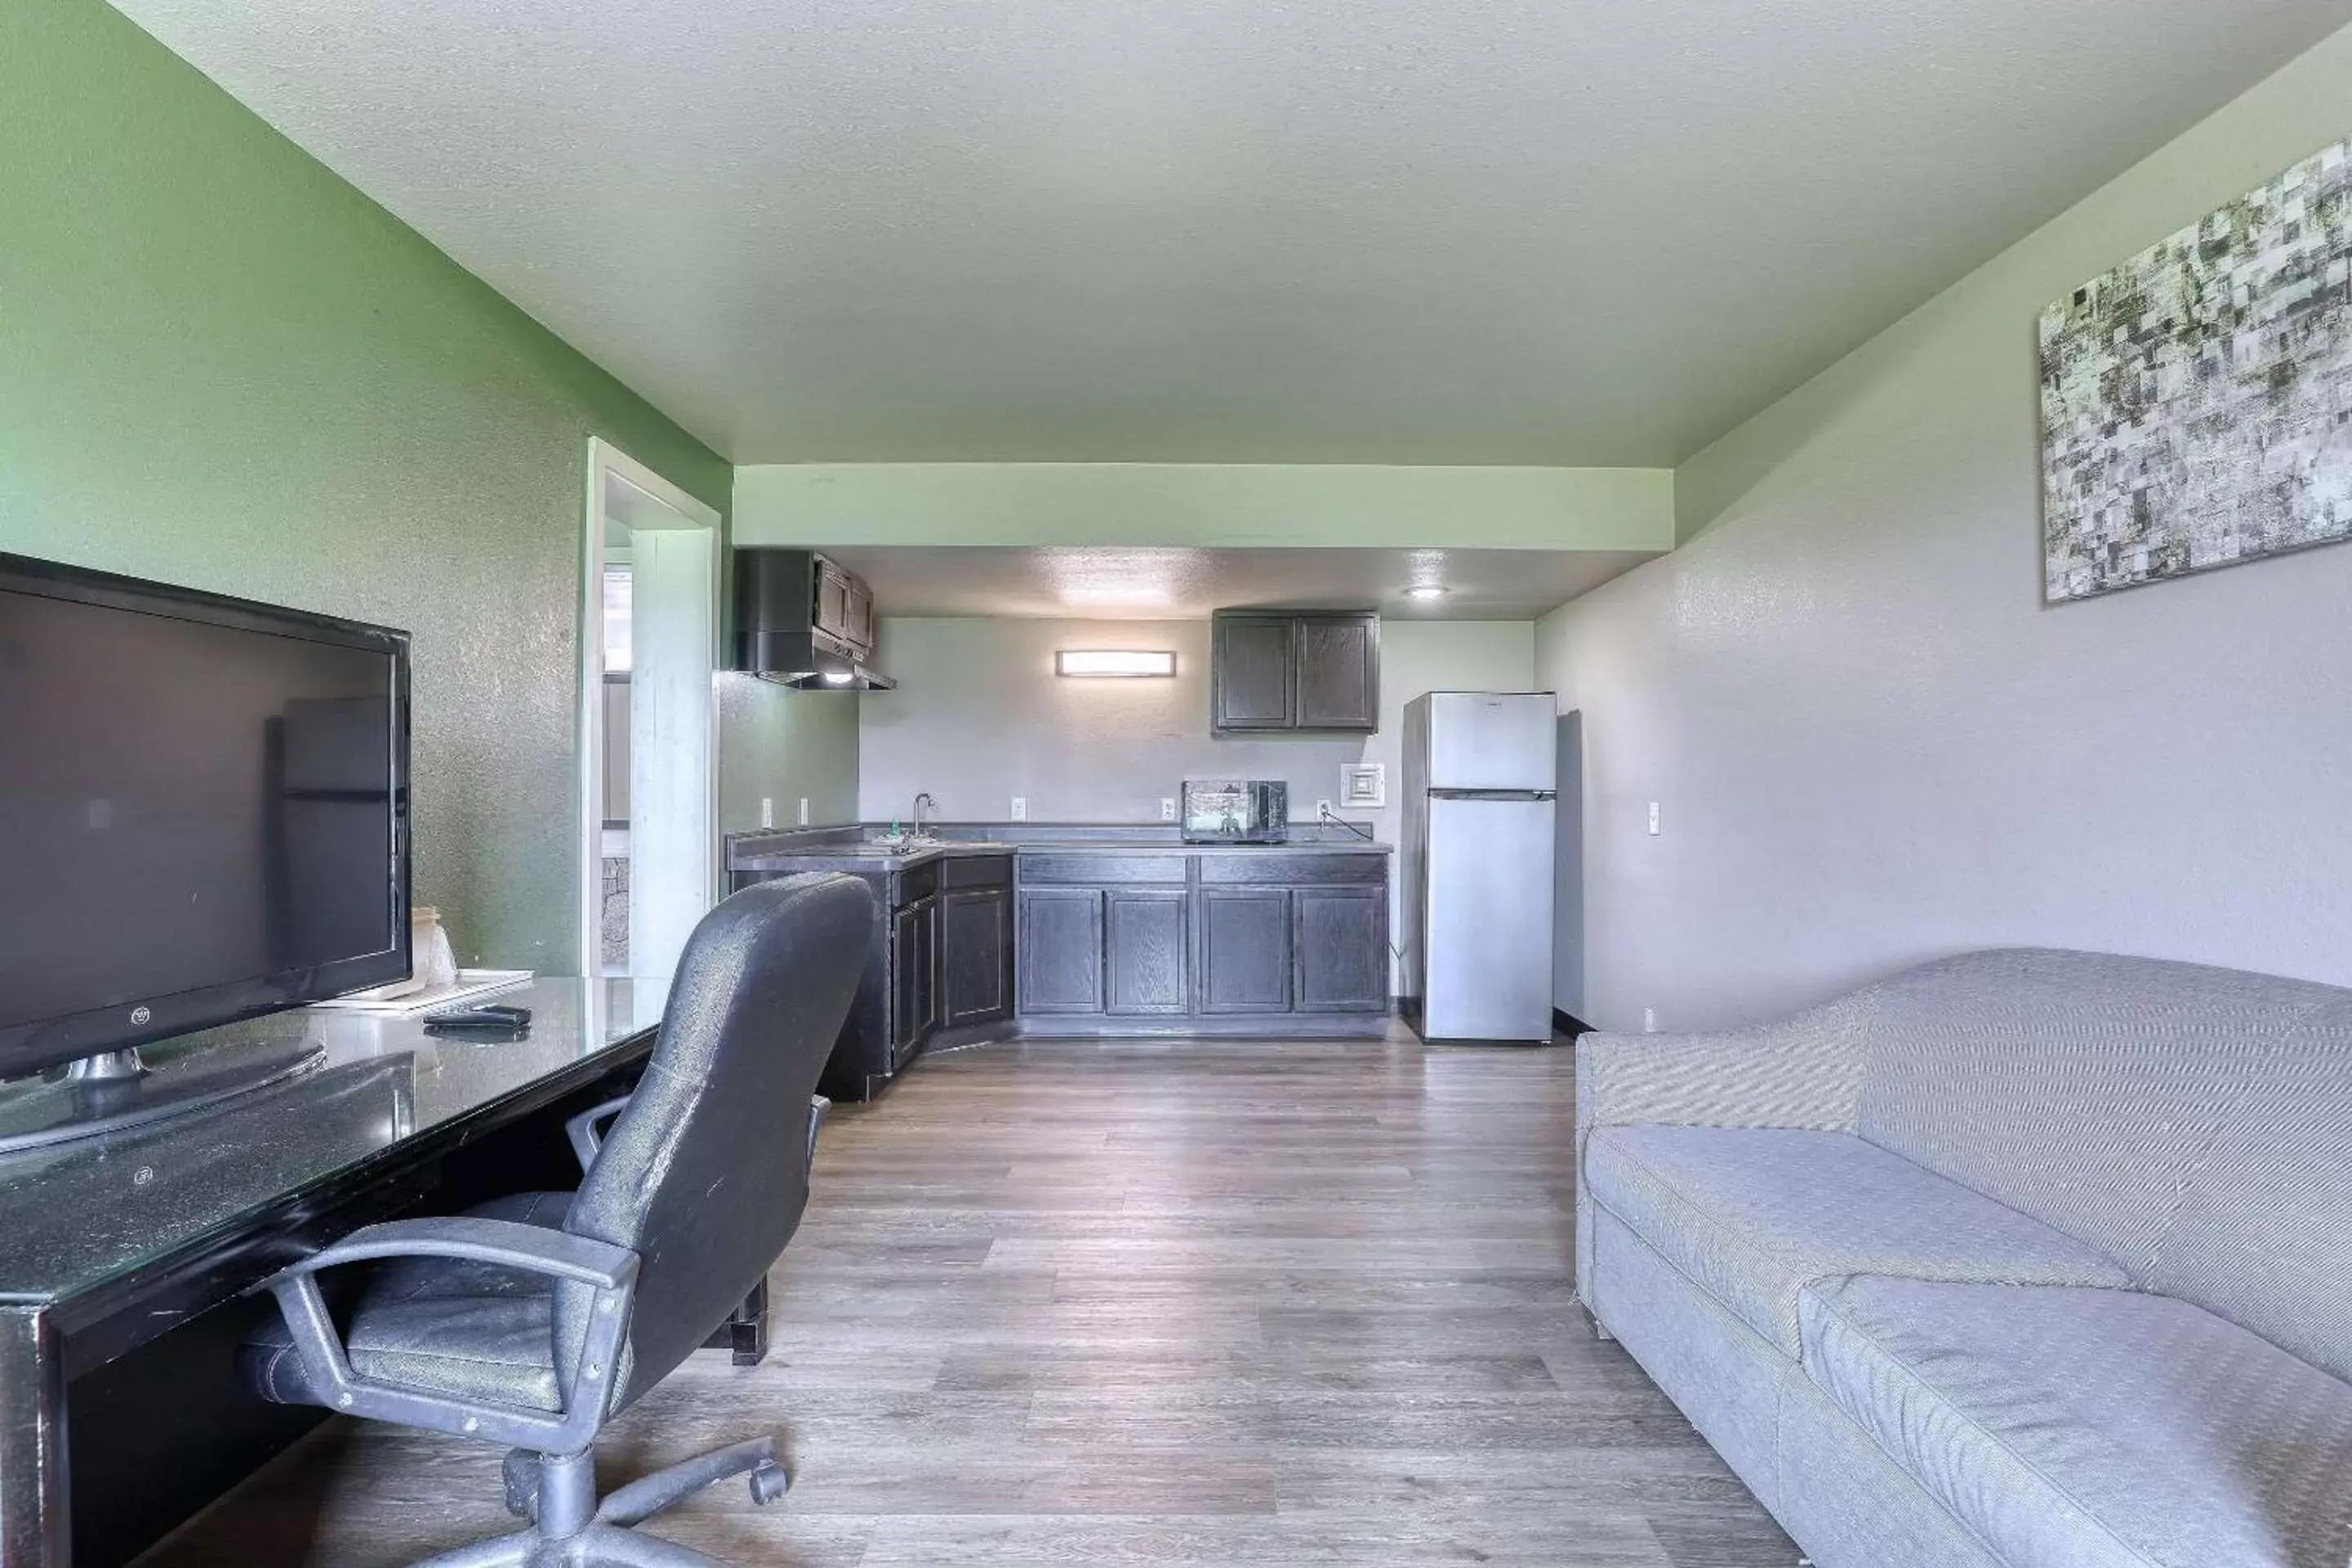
[0,552,411,1097]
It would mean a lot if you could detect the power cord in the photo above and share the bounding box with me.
[1317,802,1377,842]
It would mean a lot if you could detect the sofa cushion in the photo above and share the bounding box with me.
[1802,1276,2352,1568]
[2145,996,2352,1386]
[1851,949,2343,1274]
[1582,1125,2129,1356]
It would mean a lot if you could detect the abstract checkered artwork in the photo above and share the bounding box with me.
[2040,136,2352,602]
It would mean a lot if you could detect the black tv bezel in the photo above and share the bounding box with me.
[0,551,413,1077]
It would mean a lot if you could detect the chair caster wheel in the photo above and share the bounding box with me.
[748,1460,791,1505]
[501,1450,540,1519]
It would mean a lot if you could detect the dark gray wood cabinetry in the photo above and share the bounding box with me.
[1196,889,1293,1013]
[1292,886,1389,1012]
[940,888,1013,1028]
[890,896,937,1060]
[1210,611,1380,735]
[1017,888,1107,1013]
[1209,615,1296,730]
[1014,847,1389,1033]
[1107,890,1191,1014]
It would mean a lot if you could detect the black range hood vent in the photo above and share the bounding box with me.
[732,549,896,691]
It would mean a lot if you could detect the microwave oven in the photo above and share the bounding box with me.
[1181,779,1290,844]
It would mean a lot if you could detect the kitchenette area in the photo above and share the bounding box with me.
[721,546,1575,1101]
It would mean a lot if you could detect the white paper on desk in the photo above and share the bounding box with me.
[308,969,534,1015]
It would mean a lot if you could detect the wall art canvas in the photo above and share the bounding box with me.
[2040,136,2352,602]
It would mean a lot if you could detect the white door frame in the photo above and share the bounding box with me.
[579,437,724,980]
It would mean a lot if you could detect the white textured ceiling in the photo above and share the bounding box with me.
[821,546,1656,619]
[115,0,2352,465]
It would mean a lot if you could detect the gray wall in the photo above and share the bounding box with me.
[1536,26,2352,1034]
[719,676,861,834]
[860,615,1537,985]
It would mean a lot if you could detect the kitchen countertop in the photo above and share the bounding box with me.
[726,825,1391,874]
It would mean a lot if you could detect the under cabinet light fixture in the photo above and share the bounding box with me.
[1056,649,1177,679]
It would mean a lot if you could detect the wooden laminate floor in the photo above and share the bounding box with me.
[140,1032,1797,1567]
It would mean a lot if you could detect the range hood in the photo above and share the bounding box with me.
[732,549,897,691]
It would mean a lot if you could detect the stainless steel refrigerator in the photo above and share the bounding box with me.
[1401,692,1557,1042]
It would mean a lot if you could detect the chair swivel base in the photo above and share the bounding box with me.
[412,1436,789,1568]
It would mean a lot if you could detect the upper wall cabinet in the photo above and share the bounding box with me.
[1210,610,1380,735]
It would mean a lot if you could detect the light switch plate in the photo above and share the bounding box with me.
[1648,801,1662,835]
[798,798,810,827]
[760,797,774,829]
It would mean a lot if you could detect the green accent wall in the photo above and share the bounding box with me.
[735,462,1675,551]
[0,0,730,969]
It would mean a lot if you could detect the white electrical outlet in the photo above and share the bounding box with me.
[760,797,775,830]
[797,798,810,827]
[1160,797,1177,822]
[1010,796,1028,821]
[1643,1007,1659,1033]
[1648,801,1662,835]
[1316,799,1335,822]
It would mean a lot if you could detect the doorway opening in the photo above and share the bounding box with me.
[580,439,721,980]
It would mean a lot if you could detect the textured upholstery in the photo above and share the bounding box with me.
[242,874,871,1430]
[1575,998,1869,1307]
[1584,1125,2127,1355]
[1852,948,2343,1273]
[559,874,871,1413]
[1572,947,2352,1568]
[2146,995,2352,1384]
[238,1192,575,1414]
[1802,1276,2352,1568]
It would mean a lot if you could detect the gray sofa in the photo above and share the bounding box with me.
[1575,948,2352,1568]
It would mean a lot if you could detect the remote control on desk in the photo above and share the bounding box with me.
[423,1003,532,1040]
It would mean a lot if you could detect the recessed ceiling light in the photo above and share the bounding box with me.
[1403,585,1450,601]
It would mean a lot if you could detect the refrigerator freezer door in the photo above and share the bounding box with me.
[1424,693,1557,792]
[1421,795,1555,1040]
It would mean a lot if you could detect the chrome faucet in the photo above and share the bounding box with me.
[911,792,938,840]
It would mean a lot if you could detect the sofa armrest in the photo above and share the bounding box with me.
[1575,1019,1865,1146]
[1574,1004,1869,1315]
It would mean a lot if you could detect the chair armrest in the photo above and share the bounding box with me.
[277,1216,639,1292]
[806,1094,830,1171]
[261,1218,639,1452]
[564,1096,634,1175]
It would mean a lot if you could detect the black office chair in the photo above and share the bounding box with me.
[238,873,873,1567]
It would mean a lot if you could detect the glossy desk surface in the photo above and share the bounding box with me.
[0,978,666,1310]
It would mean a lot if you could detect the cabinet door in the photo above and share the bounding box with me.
[1293,886,1389,1013]
[891,898,938,1057]
[1107,891,1191,1014]
[815,562,853,642]
[1017,889,1105,1014]
[1295,614,1380,731]
[1211,615,1295,731]
[941,888,1013,1027]
[844,580,876,656]
[1196,889,1292,1013]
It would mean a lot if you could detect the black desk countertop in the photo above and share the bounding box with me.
[0,978,666,1312]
